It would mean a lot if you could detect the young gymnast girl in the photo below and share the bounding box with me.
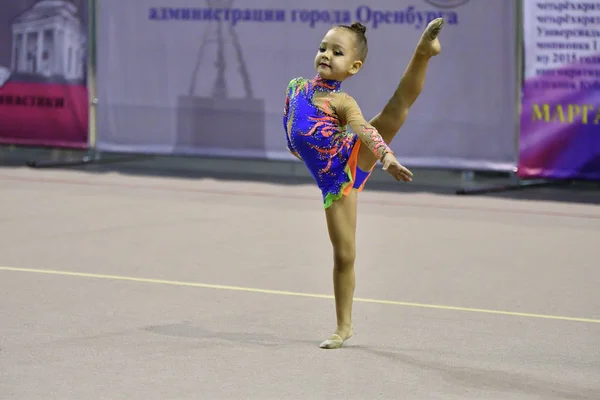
[283,18,444,349]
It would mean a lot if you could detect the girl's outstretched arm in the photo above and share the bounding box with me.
[336,94,413,182]
[336,93,393,161]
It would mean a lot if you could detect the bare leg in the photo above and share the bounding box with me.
[320,189,358,349]
[357,18,444,172]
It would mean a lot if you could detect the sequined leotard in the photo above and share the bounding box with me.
[283,75,394,208]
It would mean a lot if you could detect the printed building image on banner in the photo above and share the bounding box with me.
[519,1,600,180]
[96,0,518,170]
[0,0,88,148]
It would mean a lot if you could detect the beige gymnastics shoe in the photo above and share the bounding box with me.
[319,329,353,349]
[416,17,444,57]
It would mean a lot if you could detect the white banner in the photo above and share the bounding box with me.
[96,0,518,170]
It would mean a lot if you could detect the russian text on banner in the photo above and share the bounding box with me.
[519,1,600,180]
[0,0,89,149]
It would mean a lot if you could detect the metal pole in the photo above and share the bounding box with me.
[514,0,523,176]
[87,0,97,155]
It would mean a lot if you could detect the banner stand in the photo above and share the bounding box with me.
[455,0,559,196]
[26,0,154,169]
[455,178,572,195]
[25,0,536,183]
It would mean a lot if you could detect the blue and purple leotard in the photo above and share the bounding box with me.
[283,75,393,208]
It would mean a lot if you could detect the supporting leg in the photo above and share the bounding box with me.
[320,189,358,349]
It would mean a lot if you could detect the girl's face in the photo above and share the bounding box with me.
[314,28,362,81]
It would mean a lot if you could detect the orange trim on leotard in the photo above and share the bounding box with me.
[343,141,375,196]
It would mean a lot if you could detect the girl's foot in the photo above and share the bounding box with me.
[319,325,353,349]
[416,18,444,57]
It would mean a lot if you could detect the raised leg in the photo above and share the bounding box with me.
[320,189,358,349]
[357,17,444,172]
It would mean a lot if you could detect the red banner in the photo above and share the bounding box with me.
[0,0,89,149]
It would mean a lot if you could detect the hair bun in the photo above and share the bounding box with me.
[350,22,367,35]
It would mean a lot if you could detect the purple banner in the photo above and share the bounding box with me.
[518,1,600,180]
[95,0,518,171]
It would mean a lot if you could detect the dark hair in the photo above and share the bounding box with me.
[336,22,368,62]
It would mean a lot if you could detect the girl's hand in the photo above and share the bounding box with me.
[382,153,413,182]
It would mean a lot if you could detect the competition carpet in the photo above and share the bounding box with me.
[1,167,599,399]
